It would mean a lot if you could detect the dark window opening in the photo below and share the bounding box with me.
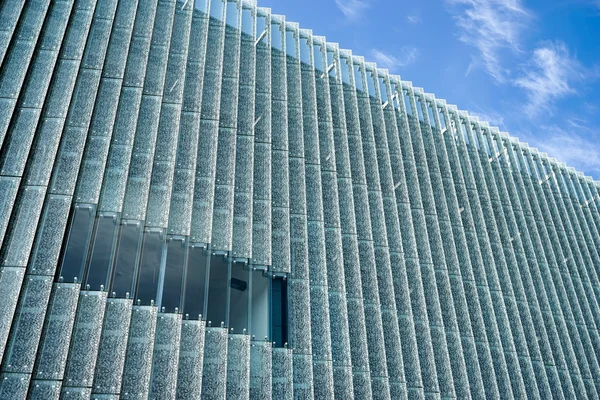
[57,204,95,283]
[110,221,143,298]
[206,253,229,325]
[160,236,188,312]
[83,213,119,291]
[229,261,250,332]
[183,245,209,319]
[134,228,165,305]
[271,277,288,347]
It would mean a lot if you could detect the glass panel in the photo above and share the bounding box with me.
[241,8,253,36]
[58,204,95,283]
[438,109,447,130]
[135,229,166,305]
[206,254,229,325]
[299,37,310,65]
[229,261,250,332]
[353,64,363,91]
[403,91,412,115]
[472,128,480,150]
[160,237,188,312]
[327,51,336,78]
[271,277,288,347]
[183,246,209,319]
[285,30,296,57]
[250,269,269,340]
[512,146,522,171]
[110,221,143,298]
[225,1,239,29]
[366,71,376,97]
[256,15,266,39]
[427,104,436,127]
[210,0,224,19]
[194,0,209,12]
[84,213,119,291]
[313,44,324,72]
[341,58,351,84]
[416,98,425,122]
[483,136,492,156]
[378,77,388,103]
[460,122,470,145]
[271,22,282,51]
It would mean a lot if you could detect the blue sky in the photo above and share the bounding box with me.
[254,0,600,179]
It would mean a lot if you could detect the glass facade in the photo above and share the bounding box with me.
[0,0,600,398]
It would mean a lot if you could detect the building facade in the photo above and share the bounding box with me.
[1,0,600,399]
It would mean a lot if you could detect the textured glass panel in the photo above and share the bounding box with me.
[176,319,206,399]
[226,334,251,399]
[207,253,229,325]
[110,221,142,298]
[0,267,25,363]
[0,177,19,245]
[0,373,30,399]
[0,108,41,177]
[251,269,269,340]
[272,348,293,400]
[29,379,61,399]
[229,261,249,333]
[201,327,228,398]
[183,246,208,319]
[135,228,166,305]
[161,237,188,312]
[149,313,182,399]
[0,40,35,99]
[84,213,119,291]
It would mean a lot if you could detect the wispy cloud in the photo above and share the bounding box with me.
[334,0,370,20]
[371,48,419,71]
[446,0,531,82]
[469,110,505,128]
[520,125,600,179]
[513,41,587,116]
[407,15,421,24]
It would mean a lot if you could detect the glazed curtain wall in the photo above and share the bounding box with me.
[1,0,600,399]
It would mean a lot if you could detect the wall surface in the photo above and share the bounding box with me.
[1,0,600,399]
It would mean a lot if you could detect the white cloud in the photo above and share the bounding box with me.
[520,125,600,178]
[469,110,505,128]
[371,48,419,71]
[334,0,370,20]
[513,41,585,116]
[446,0,530,82]
[407,15,421,24]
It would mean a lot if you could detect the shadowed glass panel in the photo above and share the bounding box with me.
[271,277,287,347]
[229,261,249,333]
[84,213,119,291]
[183,245,209,319]
[207,253,229,325]
[58,204,95,283]
[251,269,269,340]
[110,221,143,298]
[161,236,188,312]
[135,229,166,305]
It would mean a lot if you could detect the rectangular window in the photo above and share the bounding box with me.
[225,1,239,29]
[206,253,229,325]
[313,43,325,72]
[403,91,412,116]
[460,121,470,145]
[134,229,166,305]
[271,22,282,50]
[256,15,266,40]
[210,0,224,19]
[160,237,188,312]
[241,8,253,36]
[391,83,400,109]
[250,269,269,340]
[427,104,436,127]
[285,30,297,58]
[229,261,250,333]
[84,213,119,291]
[58,204,95,283]
[183,245,209,319]
[271,277,288,347]
[299,37,311,65]
[367,70,377,97]
[353,64,364,91]
[416,98,425,122]
[327,50,336,78]
[438,108,447,130]
[194,0,209,12]
[110,221,143,298]
[341,57,351,85]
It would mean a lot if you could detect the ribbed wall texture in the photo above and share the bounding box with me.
[1,0,600,399]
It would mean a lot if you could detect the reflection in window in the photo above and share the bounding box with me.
[229,261,250,332]
[471,127,480,150]
[241,8,253,36]
[438,109,447,130]
[251,269,269,340]
[160,237,188,312]
[512,146,522,171]
[366,71,376,97]
[403,91,412,116]
[135,229,166,305]
[58,204,95,283]
[256,15,266,40]
[271,277,288,347]
[313,44,325,72]
[427,104,436,127]
[353,64,363,91]
[225,1,239,29]
[110,221,143,298]
[210,0,224,19]
[327,50,336,78]
[84,213,119,291]
[391,84,400,109]
[207,253,229,325]
[341,58,351,85]
[299,37,311,65]
[483,135,492,156]
[460,122,470,145]
[271,22,282,51]
[285,30,297,58]
[416,98,425,122]
[194,0,209,12]
[183,246,209,319]
[378,77,388,103]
